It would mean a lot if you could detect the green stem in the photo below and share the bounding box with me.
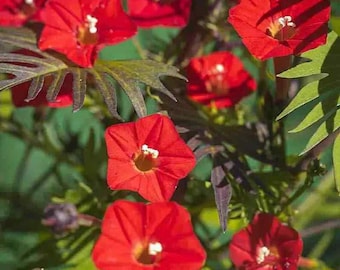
[132,36,148,60]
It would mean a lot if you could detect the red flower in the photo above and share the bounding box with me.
[105,114,196,202]
[229,213,303,270]
[186,51,256,108]
[127,0,192,28]
[92,200,206,269]
[38,0,137,67]
[10,50,73,108]
[228,0,330,60]
[0,0,45,26]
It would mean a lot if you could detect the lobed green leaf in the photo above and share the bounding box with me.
[0,27,184,118]
[289,93,340,133]
[302,109,340,154]
[276,31,340,156]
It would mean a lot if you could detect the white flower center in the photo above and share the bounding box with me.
[86,14,98,34]
[256,246,270,264]
[25,0,34,5]
[142,144,159,158]
[148,242,162,256]
[215,64,225,73]
[277,16,296,28]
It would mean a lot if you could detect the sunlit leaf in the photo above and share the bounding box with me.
[302,109,340,154]
[277,31,340,155]
[289,93,340,133]
[332,134,340,193]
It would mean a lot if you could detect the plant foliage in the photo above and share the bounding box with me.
[0,27,184,119]
[277,31,340,189]
[277,31,340,153]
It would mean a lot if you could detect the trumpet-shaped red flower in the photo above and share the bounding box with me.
[228,0,330,60]
[186,51,256,108]
[38,0,137,67]
[0,0,45,26]
[105,114,196,202]
[229,213,303,270]
[127,0,192,28]
[92,200,206,270]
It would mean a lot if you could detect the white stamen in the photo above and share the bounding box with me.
[142,144,159,158]
[148,242,162,256]
[215,64,225,73]
[284,16,292,21]
[25,0,34,4]
[278,15,296,28]
[86,15,98,34]
[256,246,270,264]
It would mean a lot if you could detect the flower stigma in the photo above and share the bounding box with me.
[215,64,225,73]
[142,144,159,159]
[134,144,159,172]
[77,14,99,45]
[86,15,98,34]
[205,64,229,95]
[267,15,296,41]
[134,241,163,265]
[278,16,296,28]
[256,246,270,264]
[25,0,34,5]
[148,242,163,256]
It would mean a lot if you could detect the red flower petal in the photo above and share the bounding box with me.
[229,213,303,269]
[186,51,256,108]
[127,0,192,28]
[105,114,196,202]
[228,0,330,60]
[0,0,46,27]
[95,0,138,44]
[38,0,137,67]
[92,200,206,269]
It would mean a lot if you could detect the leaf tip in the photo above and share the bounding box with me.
[288,128,300,134]
[72,107,81,113]
[275,112,285,121]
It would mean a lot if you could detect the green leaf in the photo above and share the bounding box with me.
[0,27,184,118]
[333,134,340,193]
[277,31,340,119]
[289,93,340,133]
[94,59,182,117]
[276,31,340,155]
[276,79,333,120]
[58,229,97,270]
[302,109,340,154]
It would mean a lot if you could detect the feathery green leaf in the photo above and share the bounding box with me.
[0,27,184,118]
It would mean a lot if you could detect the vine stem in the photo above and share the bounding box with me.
[274,55,292,104]
[301,219,340,238]
[298,257,319,268]
[132,36,148,60]
[273,55,292,169]
[78,213,102,227]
